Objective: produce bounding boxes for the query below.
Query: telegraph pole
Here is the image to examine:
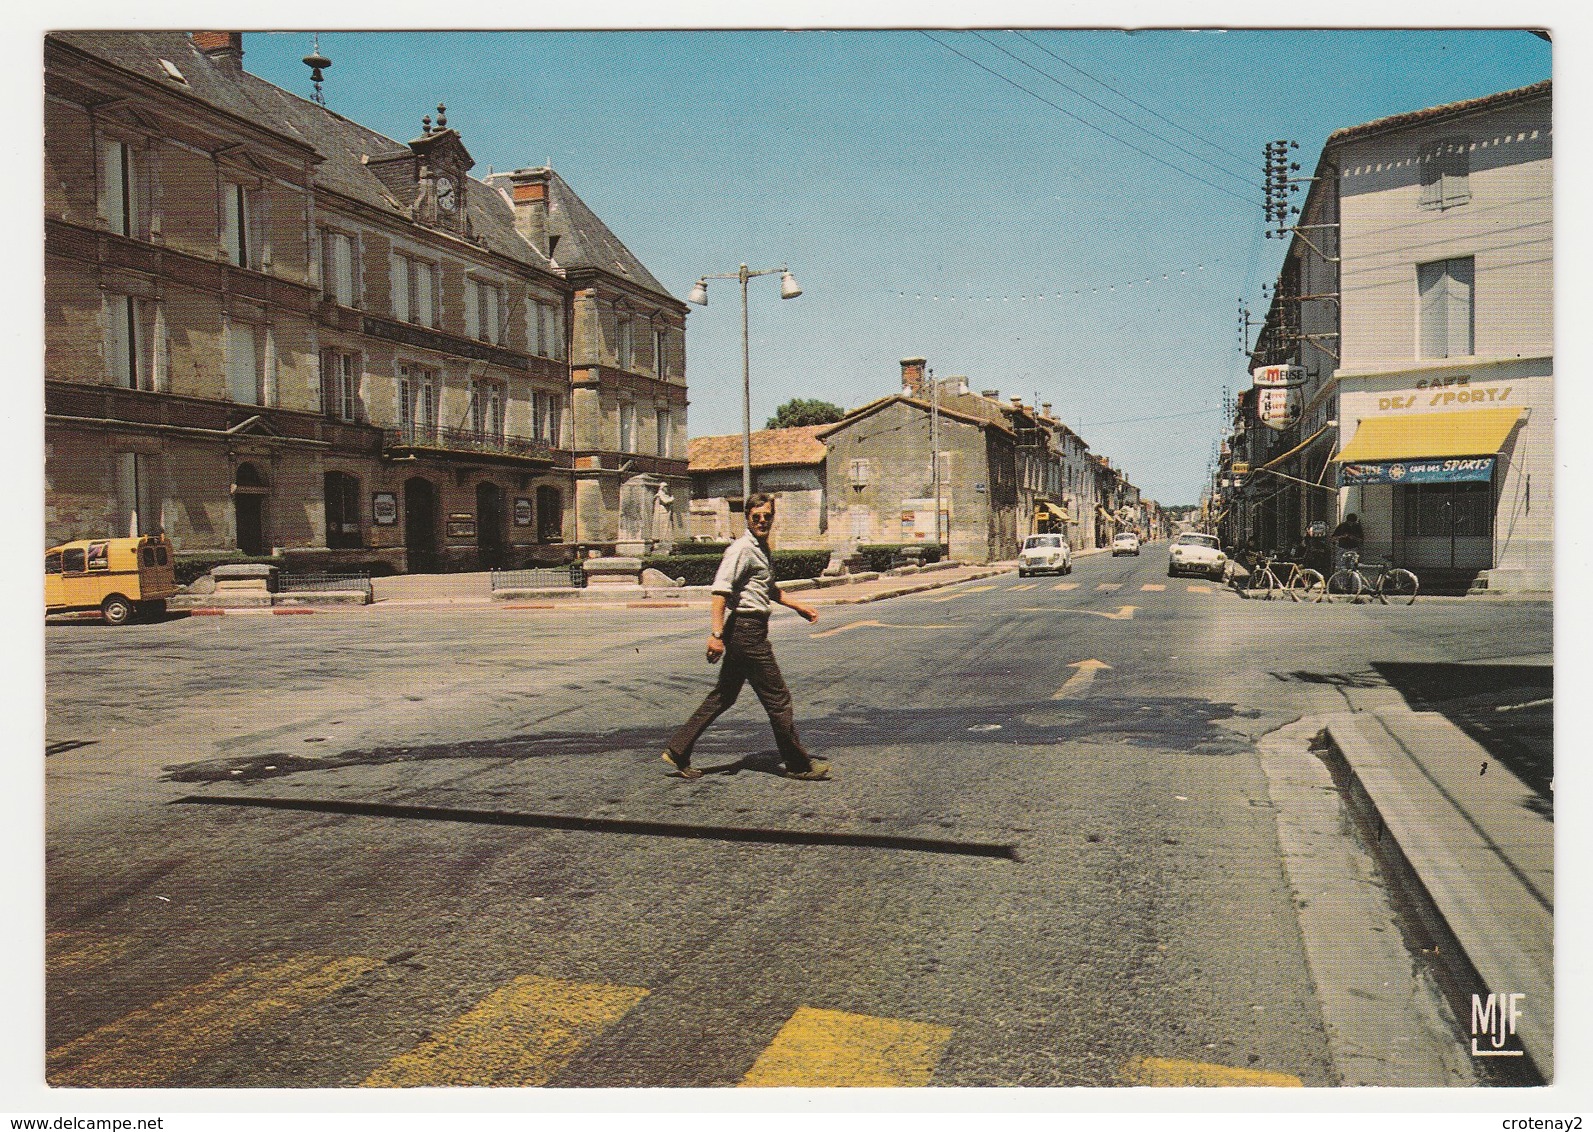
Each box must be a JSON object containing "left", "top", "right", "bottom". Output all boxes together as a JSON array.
[{"left": 929, "top": 366, "right": 942, "bottom": 553}]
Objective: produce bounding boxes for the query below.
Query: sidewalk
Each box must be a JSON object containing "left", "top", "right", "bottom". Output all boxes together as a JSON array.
[
  {"left": 1320, "top": 677, "right": 1553, "bottom": 1081},
  {"left": 364, "top": 558, "right": 1024, "bottom": 609}
]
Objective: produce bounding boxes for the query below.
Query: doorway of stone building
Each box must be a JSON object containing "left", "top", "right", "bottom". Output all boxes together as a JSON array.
[
  {"left": 233, "top": 463, "right": 268, "bottom": 556},
  {"left": 404, "top": 476, "right": 439, "bottom": 573},
  {"left": 476, "top": 481, "right": 506, "bottom": 569}
]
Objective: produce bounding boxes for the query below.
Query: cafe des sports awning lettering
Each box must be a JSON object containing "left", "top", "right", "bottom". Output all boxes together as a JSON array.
[{"left": 1340, "top": 457, "right": 1494, "bottom": 485}]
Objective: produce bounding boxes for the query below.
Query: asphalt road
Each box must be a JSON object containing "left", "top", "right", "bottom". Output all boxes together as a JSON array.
[{"left": 43, "top": 545, "right": 1552, "bottom": 1089}]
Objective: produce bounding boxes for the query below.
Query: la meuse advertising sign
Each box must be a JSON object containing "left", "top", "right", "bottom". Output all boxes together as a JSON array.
[{"left": 1340, "top": 456, "right": 1494, "bottom": 485}]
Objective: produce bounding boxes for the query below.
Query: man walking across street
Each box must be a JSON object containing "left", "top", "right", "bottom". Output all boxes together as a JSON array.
[{"left": 661, "top": 493, "right": 830, "bottom": 781}]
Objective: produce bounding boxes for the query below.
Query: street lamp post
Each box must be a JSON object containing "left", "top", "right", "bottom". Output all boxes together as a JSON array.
[{"left": 687, "top": 264, "right": 802, "bottom": 505}]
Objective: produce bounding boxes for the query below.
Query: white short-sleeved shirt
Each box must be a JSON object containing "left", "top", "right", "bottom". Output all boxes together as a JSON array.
[{"left": 711, "top": 531, "right": 779, "bottom": 615}]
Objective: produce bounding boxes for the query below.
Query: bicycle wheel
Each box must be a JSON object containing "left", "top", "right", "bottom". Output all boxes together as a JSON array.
[
  {"left": 1289, "top": 568, "right": 1325, "bottom": 602},
  {"left": 1378, "top": 568, "right": 1419, "bottom": 605},
  {"left": 1325, "top": 569, "right": 1363, "bottom": 602},
  {"left": 1246, "top": 568, "right": 1278, "bottom": 600}
]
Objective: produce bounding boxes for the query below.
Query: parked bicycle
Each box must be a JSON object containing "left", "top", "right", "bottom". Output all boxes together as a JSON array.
[
  {"left": 1322, "top": 550, "right": 1419, "bottom": 604},
  {"left": 1242, "top": 553, "right": 1325, "bottom": 602}
]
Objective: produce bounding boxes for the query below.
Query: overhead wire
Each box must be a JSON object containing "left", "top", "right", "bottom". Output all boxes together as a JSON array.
[
  {"left": 920, "top": 30, "right": 1263, "bottom": 211},
  {"left": 972, "top": 30, "right": 1256, "bottom": 188},
  {"left": 1010, "top": 30, "right": 1252, "bottom": 164}
]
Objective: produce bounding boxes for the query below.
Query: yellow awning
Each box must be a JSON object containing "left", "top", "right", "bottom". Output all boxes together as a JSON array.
[
  {"left": 1035, "top": 501, "right": 1068, "bottom": 521},
  {"left": 1333, "top": 407, "right": 1523, "bottom": 463}
]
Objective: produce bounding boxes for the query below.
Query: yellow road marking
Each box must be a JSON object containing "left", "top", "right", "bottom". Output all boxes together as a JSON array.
[
  {"left": 1186, "top": 584, "right": 1213, "bottom": 593},
  {"left": 1009, "top": 583, "right": 1038, "bottom": 591},
  {"left": 1095, "top": 583, "right": 1121, "bottom": 592},
  {"left": 740, "top": 1007, "right": 953, "bottom": 1087},
  {"left": 1140, "top": 583, "right": 1166, "bottom": 592},
  {"left": 364, "top": 974, "right": 648, "bottom": 1088},
  {"left": 1121, "top": 1056, "right": 1303, "bottom": 1087},
  {"left": 1052, "top": 659, "right": 1112, "bottom": 698},
  {"left": 47, "top": 954, "right": 379, "bottom": 1087},
  {"left": 47, "top": 931, "right": 134, "bottom": 972},
  {"left": 1019, "top": 605, "right": 1138, "bottom": 621},
  {"left": 928, "top": 585, "right": 998, "bottom": 603},
  {"left": 810, "top": 620, "right": 954, "bottom": 639},
  {"left": 810, "top": 619, "right": 885, "bottom": 638},
  {"left": 1051, "top": 582, "right": 1080, "bottom": 591}
]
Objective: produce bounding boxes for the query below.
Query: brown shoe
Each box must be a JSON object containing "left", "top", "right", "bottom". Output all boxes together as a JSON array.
[{"left": 661, "top": 750, "right": 702, "bottom": 779}]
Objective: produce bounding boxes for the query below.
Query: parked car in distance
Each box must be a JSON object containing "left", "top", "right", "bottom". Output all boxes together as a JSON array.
[
  {"left": 1111, "top": 532, "right": 1140, "bottom": 556},
  {"left": 1018, "top": 533, "right": 1072, "bottom": 577},
  {"left": 1167, "top": 532, "right": 1227, "bottom": 580}
]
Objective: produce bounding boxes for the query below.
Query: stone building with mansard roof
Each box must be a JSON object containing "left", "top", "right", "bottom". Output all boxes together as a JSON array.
[{"left": 44, "top": 31, "right": 688, "bottom": 572}]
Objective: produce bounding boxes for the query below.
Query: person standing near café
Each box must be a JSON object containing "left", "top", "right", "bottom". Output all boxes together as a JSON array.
[
  {"left": 661, "top": 493, "right": 830, "bottom": 781},
  {"left": 1331, "top": 512, "right": 1365, "bottom": 571}
]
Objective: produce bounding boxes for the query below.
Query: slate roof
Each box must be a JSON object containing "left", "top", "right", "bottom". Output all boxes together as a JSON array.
[
  {"left": 51, "top": 31, "right": 672, "bottom": 300},
  {"left": 1328, "top": 80, "right": 1550, "bottom": 144},
  {"left": 486, "top": 169, "right": 672, "bottom": 299},
  {"left": 687, "top": 426, "right": 829, "bottom": 472}
]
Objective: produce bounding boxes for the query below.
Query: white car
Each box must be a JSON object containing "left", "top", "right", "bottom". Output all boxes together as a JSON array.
[
  {"left": 1111, "top": 532, "right": 1140, "bottom": 556},
  {"left": 1168, "top": 532, "right": 1227, "bottom": 579},
  {"left": 1018, "top": 533, "right": 1072, "bottom": 577}
]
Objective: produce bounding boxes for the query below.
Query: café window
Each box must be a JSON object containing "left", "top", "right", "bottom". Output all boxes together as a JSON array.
[{"left": 1402, "top": 481, "right": 1492, "bottom": 538}]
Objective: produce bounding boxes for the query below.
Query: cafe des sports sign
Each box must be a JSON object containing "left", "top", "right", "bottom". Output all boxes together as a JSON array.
[{"left": 1340, "top": 456, "right": 1494, "bottom": 485}]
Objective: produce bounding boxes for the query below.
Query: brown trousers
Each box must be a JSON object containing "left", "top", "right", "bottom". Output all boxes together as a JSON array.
[{"left": 666, "top": 613, "right": 816, "bottom": 772}]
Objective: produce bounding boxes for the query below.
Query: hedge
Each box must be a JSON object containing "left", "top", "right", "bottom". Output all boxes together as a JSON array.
[
  {"left": 854, "top": 543, "right": 944, "bottom": 572},
  {"left": 672, "top": 541, "right": 731, "bottom": 556},
  {"left": 642, "top": 549, "right": 833, "bottom": 588}
]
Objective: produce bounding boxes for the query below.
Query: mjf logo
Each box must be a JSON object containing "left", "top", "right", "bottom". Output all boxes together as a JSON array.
[{"left": 1471, "top": 992, "right": 1526, "bottom": 1057}]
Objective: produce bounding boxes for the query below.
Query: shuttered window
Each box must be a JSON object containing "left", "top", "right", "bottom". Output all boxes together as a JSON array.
[
  {"left": 1418, "top": 257, "right": 1475, "bottom": 359},
  {"left": 1419, "top": 138, "right": 1471, "bottom": 211}
]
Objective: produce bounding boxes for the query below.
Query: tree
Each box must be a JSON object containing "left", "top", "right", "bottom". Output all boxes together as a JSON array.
[{"left": 766, "top": 398, "right": 845, "bottom": 429}]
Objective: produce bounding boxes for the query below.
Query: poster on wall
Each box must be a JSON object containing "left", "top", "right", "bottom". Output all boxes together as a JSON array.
[
  {"left": 371, "top": 492, "right": 398, "bottom": 526},
  {"left": 514, "top": 497, "right": 534, "bottom": 527},
  {"left": 446, "top": 513, "right": 477, "bottom": 540}
]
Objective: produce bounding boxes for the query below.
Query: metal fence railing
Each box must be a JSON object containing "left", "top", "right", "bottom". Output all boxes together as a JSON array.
[
  {"left": 490, "top": 564, "right": 586, "bottom": 591},
  {"left": 278, "top": 571, "right": 374, "bottom": 597}
]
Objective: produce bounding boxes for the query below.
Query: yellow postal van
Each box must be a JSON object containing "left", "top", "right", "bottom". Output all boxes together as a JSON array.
[{"left": 45, "top": 535, "right": 178, "bottom": 624}]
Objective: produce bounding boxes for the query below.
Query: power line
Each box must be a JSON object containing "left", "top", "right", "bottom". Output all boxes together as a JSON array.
[
  {"left": 1011, "top": 30, "right": 1252, "bottom": 164},
  {"left": 920, "top": 31, "right": 1262, "bottom": 210},
  {"left": 1079, "top": 406, "right": 1223, "bottom": 428},
  {"left": 973, "top": 30, "right": 1256, "bottom": 188}
]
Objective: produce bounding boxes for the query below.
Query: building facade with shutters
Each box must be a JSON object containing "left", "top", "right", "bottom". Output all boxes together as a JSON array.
[
  {"left": 44, "top": 31, "right": 688, "bottom": 573},
  {"left": 1218, "top": 81, "right": 1551, "bottom": 592}
]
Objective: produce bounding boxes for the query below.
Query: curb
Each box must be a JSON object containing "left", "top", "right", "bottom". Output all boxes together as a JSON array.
[{"left": 1319, "top": 712, "right": 1552, "bottom": 1082}]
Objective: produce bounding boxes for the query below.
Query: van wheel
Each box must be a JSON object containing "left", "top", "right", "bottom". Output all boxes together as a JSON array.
[{"left": 101, "top": 595, "right": 132, "bottom": 626}]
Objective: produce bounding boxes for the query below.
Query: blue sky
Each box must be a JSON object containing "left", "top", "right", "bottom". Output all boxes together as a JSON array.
[{"left": 239, "top": 27, "right": 1551, "bottom": 504}]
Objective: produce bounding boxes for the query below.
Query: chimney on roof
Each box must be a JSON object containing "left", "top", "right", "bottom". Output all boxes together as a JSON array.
[
  {"left": 506, "top": 167, "right": 554, "bottom": 260},
  {"left": 1041, "top": 402, "right": 1053, "bottom": 418},
  {"left": 900, "top": 357, "right": 927, "bottom": 397},
  {"left": 193, "top": 32, "right": 244, "bottom": 69},
  {"left": 981, "top": 389, "right": 1000, "bottom": 399}
]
